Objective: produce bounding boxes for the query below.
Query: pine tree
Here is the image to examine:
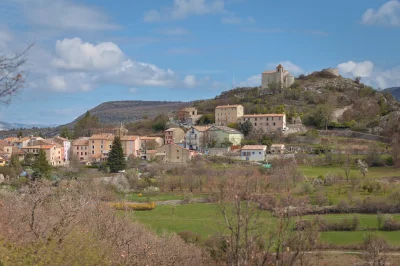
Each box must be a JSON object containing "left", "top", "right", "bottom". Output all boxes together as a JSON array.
[
  {"left": 9, "top": 155, "right": 23, "bottom": 175},
  {"left": 32, "top": 149, "right": 52, "bottom": 179},
  {"left": 107, "top": 136, "right": 126, "bottom": 173},
  {"left": 17, "top": 129, "right": 23, "bottom": 138},
  {"left": 60, "top": 126, "right": 72, "bottom": 139}
]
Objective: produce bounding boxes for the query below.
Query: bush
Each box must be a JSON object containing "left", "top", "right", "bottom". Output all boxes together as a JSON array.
[
  {"left": 381, "top": 215, "right": 400, "bottom": 231},
  {"left": 311, "top": 216, "right": 359, "bottom": 231},
  {"left": 177, "top": 231, "right": 202, "bottom": 244},
  {"left": 109, "top": 202, "right": 156, "bottom": 211}
]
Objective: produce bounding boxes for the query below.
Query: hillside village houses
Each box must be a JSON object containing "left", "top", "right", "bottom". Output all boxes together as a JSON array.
[
  {"left": 164, "top": 127, "right": 185, "bottom": 145},
  {"left": 240, "top": 145, "right": 268, "bottom": 162},
  {"left": 239, "top": 113, "right": 287, "bottom": 133},
  {"left": 177, "top": 107, "right": 202, "bottom": 126},
  {"left": 262, "top": 64, "right": 295, "bottom": 90},
  {"left": 215, "top": 104, "right": 244, "bottom": 126},
  {"left": 184, "top": 125, "right": 211, "bottom": 152}
]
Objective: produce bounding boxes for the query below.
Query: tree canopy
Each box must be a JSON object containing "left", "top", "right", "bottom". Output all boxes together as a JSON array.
[
  {"left": 73, "top": 111, "right": 100, "bottom": 138},
  {"left": 32, "top": 149, "right": 52, "bottom": 179}
]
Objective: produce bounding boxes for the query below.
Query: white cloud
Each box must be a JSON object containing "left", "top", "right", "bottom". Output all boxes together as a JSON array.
[
  {"left": 184, "top": 75, "right": 197, "bottom": 88},
  {"left": 52, "top": 37, "right": 124, "bottom": 70},
  {"left": 154, "top": 27, "right": 190, "bottom": 36},
  {"left": 18, "top": 0, "right": 119, "bottom": 30},
  {"left": 362, "top": 0, "right": 400, "bottom": 27},
  {"left": 237, "top": 74, "right": 261, "bottom": 87},
  {"left": 267, "top": 61, "right": 304, "bottom": 76},
  {"left": 337, "top": 61, "right": 374, "bottom": 78},
  {"left": 144, "top": 0, "right": 225, "bottom": 22},
  {"left": 18, "top": 37, "right": 204, "bottom": 92},
  {"left": 337, "top": 60, "right": 400, "bottom": 89}
]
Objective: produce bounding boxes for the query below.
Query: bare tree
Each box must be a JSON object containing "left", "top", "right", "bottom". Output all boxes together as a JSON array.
[
  {"left": 0, "top": 44, "right": 32, "bottom": 104},
  {"left": 362, "top": 235, "right": 389, "bottom": 266},
  {"left": 341, "top": 148, "right": 352, "bottom": 182}
]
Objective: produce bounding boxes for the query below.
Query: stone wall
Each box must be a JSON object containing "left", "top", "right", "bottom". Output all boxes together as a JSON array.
[{"left": 318, "top": 130, "right": 390, "bottom": 143}]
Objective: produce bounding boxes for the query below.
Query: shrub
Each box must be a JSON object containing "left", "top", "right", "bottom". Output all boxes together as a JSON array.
[
  {"left": 143, "top": 186, "right": 160, "bottom": 196},
  {"left": 316, "top": 216, "right": 359, "bottom": 231},
  {"left": 381, "top": 215, "right": 400, "bottom": 231},
  {"left": 177, "top": 231, "right": 202, "bottom": 244},
  {"left": 109, "top": 202, "right": 156, "bottom": 211}
]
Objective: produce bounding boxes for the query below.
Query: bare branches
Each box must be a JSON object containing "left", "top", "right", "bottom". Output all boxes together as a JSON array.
[{"left": 0, "top": 44, "right": 33, "bottom": 104}]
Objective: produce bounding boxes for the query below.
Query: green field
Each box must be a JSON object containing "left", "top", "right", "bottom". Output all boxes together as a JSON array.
[
  {"left": 131, "top": 203, "right": 400, "bottom": 245},
  {"left": 299, "top": 165, "right": 400, "bottom": 179}
]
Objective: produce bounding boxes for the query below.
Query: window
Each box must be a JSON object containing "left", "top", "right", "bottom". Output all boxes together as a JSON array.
[
  {"left": 109, "top": 145, "right": 112, "bottom": 148},
  {"left": 177, "top": 157, "right": 179, "bottom": 159},
  {"left": 92, "top": 146, "right": 95, "bottom": 149},
  {"left": 252, "top": 152, "right": 255, "bottom": 155},
  {"left": 255, "top": 118, "right": 257, "bottom": 121},
  {"left": 101, "top": 145, "right": 104, "bottom": 149},
  {"left": 273, "top": 122, "right": 276, "bottom": 126},
  {"left": 267, "top": 123, "right": 269, "bottom": 126},
  {"left": 272, "top": 117, "right": 274, "bottom": 121},
  {"left": 85, "top": 152, "right": 87, "bottom": 155},
  {"left": 177, "top": 150, "right": 179, "bottom": 152},
  {"left": 77, "top": 146, "right": 79, "bottom": 150},
  {"left": 254, "top": 123, "right": 257, "bottom": 126},
  {"left": 92, "top": 151, "right": 94, "bottom": 154},
  {"left": 77, "top": 152, "right": 79, "bottom": 155},
  {"left": 267, "top": 117, "right": 269, "bottom": 121},
  {"left": 92, "top": 140, "right": 94, "bottom": 144},
  {"left": 259, "top": 152, "right": 261, "bottom": 154}
]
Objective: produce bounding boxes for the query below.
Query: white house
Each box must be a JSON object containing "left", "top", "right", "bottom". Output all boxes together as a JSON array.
[
  {"left": 240, "top": 145, "right": 267, "bottom": 162},
  {"left": 270, "top": 144, "right": 285, "bottom": 154},
  {"left": 262, "top": 64, "right": 294, "bottom": 90},
  {"left": 184, "top": 126, "right": 210, "bottom": 152}
]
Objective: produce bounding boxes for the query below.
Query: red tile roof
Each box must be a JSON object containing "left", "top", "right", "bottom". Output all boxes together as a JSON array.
[
  {"left": 89, "top": 133, "right": 114, "bottom": 140},
  {"left": 121, "top": 136, "right": 138, "bottom": 141},
  {"left": 73, "top": 139, "right": 89, "bottom": 146},
  {"left": 242, "top": 113, "right": 285, "bottom": 118}
]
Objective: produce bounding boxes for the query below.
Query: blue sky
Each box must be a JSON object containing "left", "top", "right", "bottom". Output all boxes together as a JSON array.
[{"left": 0, "top": 0, "right": 400, "bottom": 125}]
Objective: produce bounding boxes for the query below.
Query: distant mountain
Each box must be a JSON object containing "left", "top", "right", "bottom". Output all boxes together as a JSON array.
[
  {"left": 383, "top": 87, "right": 400, "bottom": 101},
  {"left": 0, "top": 121, "right": 57, "bottom": 131},
  {"left": 70, "top": 100, "right": 189, "bottom": 125}
]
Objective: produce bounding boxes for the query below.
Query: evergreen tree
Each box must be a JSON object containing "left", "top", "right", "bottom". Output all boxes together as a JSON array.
[
  {"left": 32, "top": 149, "right": 52, "bottom": 179},
  {"left": 9, "top": 155, "right": 23, "bottom": 175},
  {"left": 240, "top": 120, "right": 254, "bottom": 137},
  {"left": 17, "top": 129, "right": 23, "bottom": 138},
  {"left": 107, "top": 136, "right": 126, "bottom": 173},
  {"left": 60, "top": 126, "right": 72, "bottom": 139},
  {"left": 73, "top": 111, "right": 100, "bottom": 138}
]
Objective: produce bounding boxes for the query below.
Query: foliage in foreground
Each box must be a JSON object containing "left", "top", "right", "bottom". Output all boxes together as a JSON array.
[{"left": 109, "top": 201, "right": 156, "bottom": 211}]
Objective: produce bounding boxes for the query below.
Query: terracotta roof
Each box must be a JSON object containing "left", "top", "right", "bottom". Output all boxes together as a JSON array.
[
  {"left": 22, "top": 146, "right": 41, "bottom": 149},
  {"left": 241, "top": 145, "right": 267, "bottom": 150},
  {"left": 4, "top": 137, "right": 18, "bottom": 143},
  {"left": 12, "top": 147, "right": 25, "bottom": 155},
  {"left": 192, "top": 126, "right": 210, "bottom": 132},
  {"left": 140, "top": 136, "right": 161, "bottom": 140},
  {"left": 0, "top": 140, "right": 10, "bottom": 148},
  {"left": 73, "top": 139, "right": 89, "bottom": 146},
  {"left": 242, "top": 113, "right": 285, "bottom": 118},
  {"left": 41, "top": 145, "right": 57, "bottom": 150},
  {"left": 215, "top": 104, "right": 242, "bottom": 109},
  {"left": 121, "top": 136, "right": 138, "bottom": 141},
  {"left": 14, "top": 137, "right": 30, "bottom": 142},
  {"left": 89, "top": 133, "right": 114, "bottom": 140}
]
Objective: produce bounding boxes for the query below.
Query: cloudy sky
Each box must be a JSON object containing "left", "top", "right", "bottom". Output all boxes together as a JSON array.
[{"left": 1, "top": 0, "right": 400, "bottom": 125}]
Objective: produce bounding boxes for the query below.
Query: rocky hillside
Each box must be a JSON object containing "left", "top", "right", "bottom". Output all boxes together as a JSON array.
[
  {"left": 193, "top": 70, "right": 400, "bottom": 135},
  {"left": 71, "top": 101, "right": 188, "bottom": 125},
  {"left": 383, "top": 87, "right": 400, "bottom": 101}
]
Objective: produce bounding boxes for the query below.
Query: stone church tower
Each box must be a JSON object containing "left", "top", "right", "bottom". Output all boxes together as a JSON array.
[{"left": 261, "top": 64, "right": 295, "bottom": 90}]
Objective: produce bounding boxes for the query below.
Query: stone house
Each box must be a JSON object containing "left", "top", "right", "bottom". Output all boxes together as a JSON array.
[
  {"left": 89, "top": 133, "right": 114, "bottom": 162},
  {"left": 22, "top": 144, "right": 63, "bottom": 166},
  {"left": 72, "top": 138, "right": 90, "bottom": 162},
  {"left": 215, "top": 104, "right": 244, "bottom": 126},
  {"left": 239, "top": 113, "right": 286, "bottom": 133},
  {"left": 165, "top": 127, "right": 186, "bottom": 145},
  {"left": 156, "top": 143, "right": 194, "bottom": 163},
  {"left": 140, "top": 136, "right": 164, "bottom": 149},
  {"left": 270, "top": 144, "right": 285, "bottom": 154},
  {"left": 120, "top": 135, "right": 141, "bottom": 157}
]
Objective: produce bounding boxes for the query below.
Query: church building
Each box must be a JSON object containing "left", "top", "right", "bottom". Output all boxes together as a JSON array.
[{"left": 261, "top": 64, "right": 295, "bottom": 90}]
